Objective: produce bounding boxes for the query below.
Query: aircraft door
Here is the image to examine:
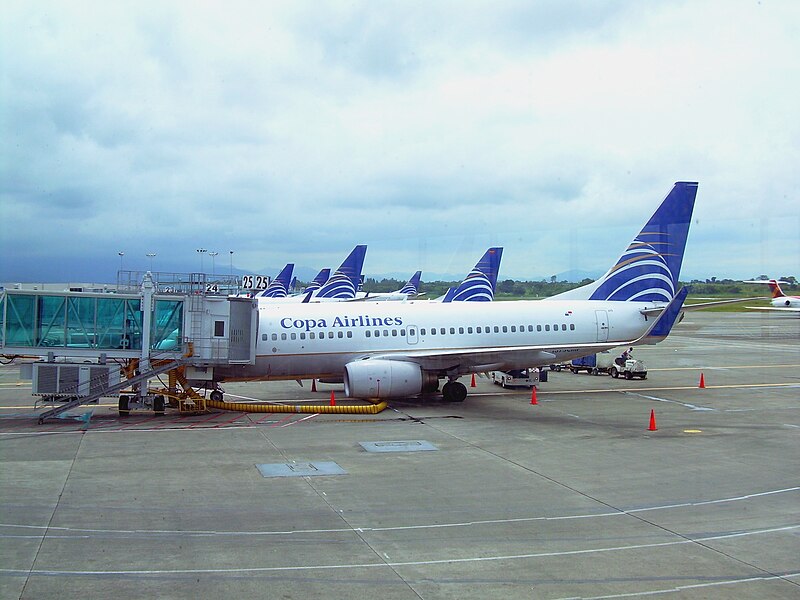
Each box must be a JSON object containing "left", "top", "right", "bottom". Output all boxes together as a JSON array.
[
  {"left": 595, "top": 310, "right": 609, "bottom": 342},
  {"left": 406, "top": 324, "right": 418, "bottom": 345}
]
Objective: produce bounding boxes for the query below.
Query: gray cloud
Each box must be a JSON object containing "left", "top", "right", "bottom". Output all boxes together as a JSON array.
[{"left": 1, "top": 0, "right": 799, "bottom": 284}]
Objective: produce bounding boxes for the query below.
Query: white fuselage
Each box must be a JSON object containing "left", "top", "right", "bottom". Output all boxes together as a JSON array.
[{"left": 214, "top": 298, "right": 657, "bottom": 382}]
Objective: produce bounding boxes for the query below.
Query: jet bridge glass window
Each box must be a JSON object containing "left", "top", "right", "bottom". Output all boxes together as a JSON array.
[{"left": 214, "top": 321, "right": 225, "bottom": 337}]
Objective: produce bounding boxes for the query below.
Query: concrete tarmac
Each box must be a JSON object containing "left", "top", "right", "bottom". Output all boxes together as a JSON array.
[{"left": 1, "top": 312, "right": 798, "bottom": 599}]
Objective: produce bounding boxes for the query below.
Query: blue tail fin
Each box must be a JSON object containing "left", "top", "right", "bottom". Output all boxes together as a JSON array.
[
  {"left": 643, "top": 286, "right": 689, "bottom": 343},
  {"left": 398, "top": 271, "right": 422, "bottom": 296},
  {"left": 258, "top": 263, "right": 294, "bottom": 298},
  {"left": 315, "top": 245, "right": 367, "bottom": 299},
  {"left": 305, "top": 268, "right": 331, "bottom": 292},
  {"left": 550, "top": 182, "right": 697, "bottom": 303},
  {"left": 445, "top": 247, "right": 503, "bottom": 302}
]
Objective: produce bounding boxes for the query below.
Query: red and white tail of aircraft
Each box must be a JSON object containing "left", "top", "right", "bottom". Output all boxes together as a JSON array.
[{"left": 744, "top": 279, "right": 800, "bottom": 312}]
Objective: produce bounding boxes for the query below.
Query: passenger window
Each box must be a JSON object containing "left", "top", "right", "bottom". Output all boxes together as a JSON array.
[
  {"left": 383, "top": 330, "right": 389, "bottom": 337},
  {"left": 562, "top": 324, "right": 567, "bottom": 331},
  {"left": 392, "top": 330, "right": 398, "bottom": 336},
  {"left": 476, "top": 326, "right": 482, "bottom": 334},
  {"left": 511, "top": 326, "right": 516, "bottom": 332},
  {"left": 443, "top": 328, "right": 448, "bottom": 335},
  {"left": 421, "top": 328, "right": 426, "bottom": 335},
  {"left": 569, "top": 324, "right": 575, "bottom": 330},
  {"left": 553, "top": 324, "right": 558, "bottom": 331},
  {"left": 374, "top": 330, "right": 380, "bottom": 337},
  {"left": 467, "top": 327, "right": 473, "bottom": 334},
  {"left": 458, "top": 327, "right": 464, "bottom": 334},
  {"left": 545, "top": 325, "right": 550, "bottom": 331},
  {"left": 337, "top": 331, "right": 343, "bottom": 338},
  {"left": 310, "top": 332, "right": 316, "bottom": 339},
  {"left": 537, "top": 325, "right": 542, "bottom": 332},
  {"left": 347, "top": 331, "right": 353, "bottom": 338},
  {"left": 328, "top": 332, "right": 334, "bottom": 339},
  {"left": 494, "top": 326, "right": 499, "bottom": 333},
  {"left": 281, "top": 333, "right": 287, "bottom": 340},
  {"left": 408, "top": 328, "right": 415, "bottom": 336},
  {"left": 291, "top": 333, "right": 296, "bottom": 340},
  {"left": 431, "top": 328, "right": 436, "bottom": 335},
  {"left": 502, "top": 326, "right": 508, "bottom": 333},
  {"left": 262, "top": 334, "right": 268, "bottom": 341},
  {"left": 528, "top": 325, "right": 534, "bottom": 332},
  {"left": 300, "top": 333, "right": 306, "bottom": 340},
  {"left": 366, "top": 330, "right": 371, "bottom": 337},
  {"left": 271, "top": 333, "right": 277, "bottom": 341}
]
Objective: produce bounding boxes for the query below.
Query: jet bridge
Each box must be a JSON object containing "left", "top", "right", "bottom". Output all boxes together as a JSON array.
[{"left": 0, "top": 272, "right": 257, "bottom": 422}]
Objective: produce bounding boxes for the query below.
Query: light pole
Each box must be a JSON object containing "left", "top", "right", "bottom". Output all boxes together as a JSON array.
[
  {"left": 209, "top": 251, "right": 219, "bottom": 275},
  {"left": 196, "top": 248, "right": 207, "bottom": 272},
  {"left": 118, "top": 251, "right": 124, "bottom": 272},
  {"left": 229, "top": 251, "right": 234, "bottom": 279},
  {"left": 146, "top": 253, "right": 156, "bottom": 271}
]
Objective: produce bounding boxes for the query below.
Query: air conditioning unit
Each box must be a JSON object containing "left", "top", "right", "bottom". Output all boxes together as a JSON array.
[{"left": 32, "top": 363, "right": 121, "bottom": 397}]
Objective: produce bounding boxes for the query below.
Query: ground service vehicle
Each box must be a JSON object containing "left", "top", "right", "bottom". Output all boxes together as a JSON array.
[{"left": 491, "top": 369, "right": 538, "bottom": 388}]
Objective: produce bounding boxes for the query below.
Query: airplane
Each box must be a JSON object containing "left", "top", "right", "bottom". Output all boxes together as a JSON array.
[
  {"left": 744, "top": 279, "right": 800, "bottom": 312},
  {"left": 257, "top": 263, "right": 294, "bottom": 298},
  {"left": 209, "top": 182, "right": 699, "bottom": 402},
  {"left": 437, "top": 247, "right": 503, "bottom": 302},
  {"left": 353, "top": 271, "right": 424, "bottom": 302}
]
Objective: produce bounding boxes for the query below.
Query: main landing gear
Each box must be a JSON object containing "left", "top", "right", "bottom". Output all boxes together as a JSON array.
[{"left": 441, "top": 380, "right": 467, "bottom": 403}]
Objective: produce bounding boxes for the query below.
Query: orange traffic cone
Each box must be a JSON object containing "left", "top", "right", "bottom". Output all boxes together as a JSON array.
[
  {"left": 330, "top": 391, "right": 336, "bottom": 406},
  {"left": 699, "top": 373, "right": 706, "bottom": 388},
  {"left": 470, "top": 373, "right": 476, "bottom": 388},
  {"left": 648, "top": 409, "right": 657, "bottom": 431},
  {"left": 311, "top": 379, "right": 317, "bottom": 392},
  {"left": 530, "top": 387, "right": 538, "bottom": 405}
]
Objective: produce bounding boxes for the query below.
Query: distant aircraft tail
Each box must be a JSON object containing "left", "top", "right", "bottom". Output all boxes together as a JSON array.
[
  {"left": 445, "top": 248, "right": 503, "bottom": 302},
  {"left": 398, "top": 271, "right": 422, "bottom": 296},
  {"left": 305, "top": 268, "right": 331, "bottom": 292},
  {"left": 768, "top": 279, "right": 786, "bottom": 299},
  {"left": 548, "top": 182, "right": 698, "bottom": 303},
  {"left": 258, "top": 263, "right": 294, "bottom": 298},
  {"left": 314, "top": 245, "right": 367, "bottom": 299}
]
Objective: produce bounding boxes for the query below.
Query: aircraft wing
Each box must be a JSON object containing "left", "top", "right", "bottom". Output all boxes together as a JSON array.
[
  {"left": 681, "top": 297, "right": 767, "bottom": 310},
  {"left": 745, "top": 306, "right": 800, "bottom": 313},
  {"left": 365, "top": 343, "right": 603, "bottom": 372}
]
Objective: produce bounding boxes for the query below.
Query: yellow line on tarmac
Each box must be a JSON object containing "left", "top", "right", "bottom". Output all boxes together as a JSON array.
[
  {"left": 649, "top": 364, "right": 800, "bottom": 372},
  {"left": 541, "top": 382, "right": 800, "bottom": 395}
]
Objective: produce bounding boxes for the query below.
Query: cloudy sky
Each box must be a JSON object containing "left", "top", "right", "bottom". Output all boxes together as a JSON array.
[{"left": 2, "top": 0, "right": 799, "bottom": 284}]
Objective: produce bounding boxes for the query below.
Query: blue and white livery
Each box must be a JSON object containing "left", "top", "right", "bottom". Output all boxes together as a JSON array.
[{"left": 214, "top": 182, "right": 698, "bottom": 403}]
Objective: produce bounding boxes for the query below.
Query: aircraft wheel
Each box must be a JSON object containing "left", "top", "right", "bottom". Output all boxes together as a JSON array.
[
  {"left": 210, "top": 390, "right": 224, "bottom": 402},
  {"left": 450, "top": 382, "right": 467, "bottom": 402}
]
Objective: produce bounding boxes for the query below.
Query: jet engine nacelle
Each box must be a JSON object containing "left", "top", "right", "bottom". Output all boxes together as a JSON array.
[{"left": 343, "top": 359, "right": 437, "bottom": 399}]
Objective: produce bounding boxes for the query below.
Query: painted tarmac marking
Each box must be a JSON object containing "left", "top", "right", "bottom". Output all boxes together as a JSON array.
[
  {"left": 3, "top": 487, "right": 796, "bottom": 538},
  {"left": 622, "top": 392, "right": 715, "bottom": 411},
  {"left": 0, "top": 525, "right": 796, "bottom": 576},
  {"left": 551, "top": 572, "right": 800, "bottom": 600}
]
